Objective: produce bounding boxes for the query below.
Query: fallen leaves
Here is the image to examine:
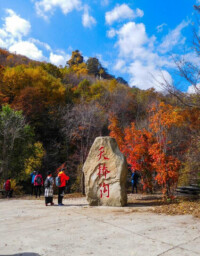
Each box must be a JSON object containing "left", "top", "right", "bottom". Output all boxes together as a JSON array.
[{"left": 151, "top": 199, "right": 200, "bottom": 218}]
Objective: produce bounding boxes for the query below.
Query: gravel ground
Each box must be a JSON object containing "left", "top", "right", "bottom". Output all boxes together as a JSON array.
[{"left": 0, "top": 195, "right": 200, "bottom": 256}]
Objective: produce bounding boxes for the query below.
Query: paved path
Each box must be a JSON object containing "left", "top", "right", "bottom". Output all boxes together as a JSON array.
[{"left": 0, "top": 197, "right": 199, "bottom": 256}]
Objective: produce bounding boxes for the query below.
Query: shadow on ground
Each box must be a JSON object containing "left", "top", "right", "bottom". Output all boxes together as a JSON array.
[
  {"left": 54, "top": 203, "right": 88, "bottom": 207},
  {"left": 127, "top": 194, "right": 165, "bottom": 208},
  {"left": 0, "top": 253, "right": 40, "bottom": 256}
]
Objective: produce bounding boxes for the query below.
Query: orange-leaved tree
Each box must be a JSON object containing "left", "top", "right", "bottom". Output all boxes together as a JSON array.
[
  {"left": 108, "top": 114, "right": 124, "bottom": 151},
  {"left": 109, "top": 102, "right": 184, "bottom": 197},
  {"left": 148, "top": 102, "right": 184, "bottom": 197},
  {"left": 122, "top": 123, "right": 154, "bottom": 192},
  {"left": 109, "top": 115, "right": 154, "bottom": 191}
]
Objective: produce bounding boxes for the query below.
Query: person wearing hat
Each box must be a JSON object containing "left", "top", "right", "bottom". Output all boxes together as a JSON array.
[{"left": 57, "top": 168, "right": 69, "bottom": 206}]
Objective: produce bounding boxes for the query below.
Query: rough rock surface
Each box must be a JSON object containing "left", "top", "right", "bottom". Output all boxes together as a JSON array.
[{"left": 83, "top": 136, "right": 128, "bottom": 206}]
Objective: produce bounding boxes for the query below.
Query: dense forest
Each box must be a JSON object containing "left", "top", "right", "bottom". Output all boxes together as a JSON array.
[{"left": 0, "top": 46, "right": 199, "bottom": 197}]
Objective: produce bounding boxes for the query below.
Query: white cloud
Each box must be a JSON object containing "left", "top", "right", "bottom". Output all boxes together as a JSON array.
[
  {"left": 187, "top": 83, "right": 200, "bottom": 94},
  {"left": 156, "top": 23, "right": 167, "bottom": 33},
  {"left": 4, "top": 9, "right": 31, "bottom": 38},
  {"left": 135, "top": 8, "right": 144, "bottom": 18},
  {"left": 29, "top": 38, "right": 52, "bottom": 51},
  {"left": 180, "top": 52, "right": 200, "bottom": 67},
  {"left": 105, "top": 4, "right": 143, "bottom": 25},
  {"left": 82, "top": 5, "right": 96, "bottom": 28},
  {"left": 108, "top": 19, "right": 179, "bottom": 90},
  {"left": 35, "top": 0, "right": 82, "bottom": 20},
  {"left": 107, "top": 18, "right": 193, "bottom": 90},
  {"left": 0, "top": 28, "right": 9, "bottom": 48},
  {"left": 9, "top": 41, "right": 44, "bottom": 60},
  {"left": 116, "top": 22, "right": 148, "bottom": 57},
  {"left": 107, "top": 28, "right": 116, "bottom": 38},
  {"left": 96, "top": 54, "right": 109, "bottom": 68},
  {"left": 158, "top": 20, "right": 189, "bottom": 53},
  {"left": 49, "top": 52, "right": 70, "bottom": 66},
  {"left": 0, "top": 9, "right": 73, "bottom": 65},
  {"left": 0, "top": 9, "right": 45, "bottom": 61},
  {"left": 113, "top": 59, "right": 126, "bottom": 72},
  {"left": 0, "top": 28, "right": 8, "bottom": 38},
  {"left": 35, "top": 0, "right": 96, "bottom": 29},
  {"left": 128, "top": 61, "right": 172, "bottom": 90}
]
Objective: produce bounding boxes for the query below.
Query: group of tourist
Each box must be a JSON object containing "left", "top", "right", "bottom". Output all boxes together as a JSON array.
[
  {"left": 2, "top": 168, "right": 139, "bottom": 205},
  {"left": 30, "top": 168, "right": 69, "bottom": 206}
]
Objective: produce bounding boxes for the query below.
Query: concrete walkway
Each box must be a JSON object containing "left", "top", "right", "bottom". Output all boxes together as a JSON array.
[{"left": 0, "top": 197, "right": 199, "bottom": 256}]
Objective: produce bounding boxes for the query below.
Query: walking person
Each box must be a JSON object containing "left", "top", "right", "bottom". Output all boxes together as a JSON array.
[
  {"left": 34, "top": 171, "right": 43, "bottom": 198},
  {"left": 56, "top": 168, "right": 69, "bottom": 206},
  {"left": 44, "top": 171, "right": 54, "bottom": 206},
  {"left": 30, "top": 171, "right": 36, "bottom": 195}
]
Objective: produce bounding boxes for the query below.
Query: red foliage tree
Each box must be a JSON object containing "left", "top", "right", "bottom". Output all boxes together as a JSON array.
[
  {"left": 109, "top": 115, "right": 154, "bottom": 192},
  {"left": 109, "top": 102, "right": 184, "bottom": 197},
  {"left": 148, "top": 102, "right": 183, "bottom": 197}
]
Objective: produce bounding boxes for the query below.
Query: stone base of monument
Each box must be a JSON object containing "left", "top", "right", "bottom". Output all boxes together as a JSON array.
[{"left": 83, "top": 136, "right": 128, "bottom": 207}]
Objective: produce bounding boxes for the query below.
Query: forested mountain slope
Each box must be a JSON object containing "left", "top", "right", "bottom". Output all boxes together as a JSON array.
[{"left": 0, "top": 49, "right": 199, "bottom": 196}]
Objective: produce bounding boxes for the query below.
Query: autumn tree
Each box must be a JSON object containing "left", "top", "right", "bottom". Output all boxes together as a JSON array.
[
  {"left": 104, "top": 82, "right": 137, "bottom": 127},
  {"left": 109, "top": 116, "right": 154, "bottom": 191},
  {"left": 41, "top": 62, "right": 62, "bottom": 78},
  {"left": 62, "top": 101, "right": 106, "bottom": 193},
  {"left": 108, "top": 115, "right": 124, "bottom": 150},
  {"left": 74, "top": 79, "right": 91, "bottom": 101},
  {"left": 178, "top": 107, "right": 200, "bottom": 185},
  {"left": 24, "top": 142, "right": 45, "bottom": 179},
  {"left": 0, "top": 105, "right": 34, "bottom": 179},
  {"left": 66, "top": 50, "right": 88, "bottom": 75},
  {"left": 86, "top": 57, "right": 102, "bottom": 77},
  {"left": 86, "top": 57, "right": 112, "bottom": 79},
  {"left": 71, "top": 62, "right": 88, "bottom": 76},
  {"left": 148, "top": 102, "right": 184, "bottom": 196},
  {"left": 0, "top": 65, "right": 66, "bottom": 104},
  {"left": 67, "top": 50, "right": 84, "bottom": 67},
  {"left": 12, "top": 87, "right": 45, "bottom": 123},
  {"left": 109, "top": 102, "right": 185, "bottom": 196}
]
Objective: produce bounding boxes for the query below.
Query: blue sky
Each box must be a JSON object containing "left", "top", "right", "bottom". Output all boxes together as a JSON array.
[{"left": 0, "top": 0, "right": 199, "bottom": 92}]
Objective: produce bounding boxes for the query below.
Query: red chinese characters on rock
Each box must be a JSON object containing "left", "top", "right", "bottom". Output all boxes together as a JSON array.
[
  {"left": 100, "top": 183, "right": 109, "bottom": 198},
  {"left": 97, "top": 163, "right": 110, "bottom": 179},
  {"left": 97, "top": 146, "right": 110, "bottom": 198},
  {"left": 98, "top": 146, "right": 109, "bottom": 161}
]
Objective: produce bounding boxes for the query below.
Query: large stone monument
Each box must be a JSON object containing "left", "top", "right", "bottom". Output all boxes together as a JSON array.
[{"left": 83, "top": 136, "right": 128, "bottom": 206}]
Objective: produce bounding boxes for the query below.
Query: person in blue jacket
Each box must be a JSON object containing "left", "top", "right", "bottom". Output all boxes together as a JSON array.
[
  {"left": 30, "top": 171, "right": 36, "bottom": 195},
  {"left": 131, "top": 170, "right": 139, "bottom": 194}
]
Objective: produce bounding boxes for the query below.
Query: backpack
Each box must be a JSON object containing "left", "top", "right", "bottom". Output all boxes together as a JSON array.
[
  {"left": 55, "top": 176, "right": 61, "bottom": 187},
  {"left": 44, "top": 177, "right": 50, "bottom": 188},
  {"left": 5, "top": 180, "right": 11, "bottom": 191},
  {"left": 35, "top": 175, "right": 42, "bottom": 185}
]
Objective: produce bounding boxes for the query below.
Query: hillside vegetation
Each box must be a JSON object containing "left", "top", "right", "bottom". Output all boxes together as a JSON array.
[{"left": 0, "top": 48, "right": 199, "bottom": 196}]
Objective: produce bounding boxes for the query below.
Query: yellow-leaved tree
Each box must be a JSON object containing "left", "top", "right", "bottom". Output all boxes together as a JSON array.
[{"left": 24, "top": 142, "right": 45, "bottom": 178}]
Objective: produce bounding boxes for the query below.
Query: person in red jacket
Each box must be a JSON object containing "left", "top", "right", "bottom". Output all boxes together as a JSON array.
[
  {"left": 58, "top": 168, "right": 69, "bottom": 206},
  {"left": 34, "top": 171, "right": 43, "bottom": 198},
  {"left": 4, "top": 177, "right": 13, "bottom": 198}
]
